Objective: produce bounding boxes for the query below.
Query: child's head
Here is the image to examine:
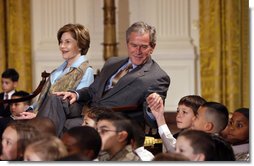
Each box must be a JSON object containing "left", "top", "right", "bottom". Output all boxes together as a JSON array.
[
  {"left": 81, "top": 106, "right": 113, "bottom": 128},
  {"left": 1, "top": 121, "right": 41, "bottom": 160},
  {"left": 176, "top": 95, "right": 206, "bottom": 129},
  {"left": 175, "top": 129, "right": 215, "bottom": 161},
  {"left": 27, "top": 117, "right": 56, "bottom": 136},
  {"left": 61, "top": 126, "right": 102, "bottom": 160},
  {"left": 225, "top": 107, "right": 249, "bottom": 145},
  {"left": 1, "top": 68, "right": 19, "bottom": 93},
  {"left": 10, "top": 91, "right": 30, "bottom": 117},
  {"left": 24, "top": 135, "right": 68, "bottom": 161},
  {"left": 192, "top": 102, "right": 229, "bottom": 134},
  {"left": 211, "top": 134, "right": 235, "bottom": 161},
  {"left": 96, "top": 112, "right": 133, "bottom": 155},
  {"left": 153, "top": 152, "right": 190, "bottom": 161}
]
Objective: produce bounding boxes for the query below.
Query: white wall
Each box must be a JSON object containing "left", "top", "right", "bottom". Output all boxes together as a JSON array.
[{"left": 31, "top": 0, "right": 200, "bottom": 112}]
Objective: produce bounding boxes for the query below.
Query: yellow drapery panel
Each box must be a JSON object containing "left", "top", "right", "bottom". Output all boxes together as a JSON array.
[
  {"left": 199, "top": 0, "right": 249, "bottom": 113},
  {"left": 0, "top": 0, "right": 7, "bottom": 71},
  {"left": 0, "top": 0, "right": 32, "bottom": 92}
]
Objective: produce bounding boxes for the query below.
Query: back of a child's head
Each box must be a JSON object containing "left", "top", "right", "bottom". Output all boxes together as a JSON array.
[
  {"left": 153, "top": 152, "right": 190, "bottom": 161},
  {"left": 27, "top": 117, "right": 56, "bottom": 136},
  {"left": 201, "top": 102, "right": 229, "bottom": 133},
  {"left": 64, "top": 126, "right": 102, "bottom": 160},
  {"left": 2, "top": 68, "right": 19, "bottom": 82},
  {"left": 25, "top": 135, "right": 68, "bottom": 161},
  {"left": 178, "top": 95, "right": 207, "bottom": 115},
  {"left": 12, "top": 90, "right": 31, "bottom": 105},
  {"left": 178, "top": 129, "right": 216, "bottom": 161},
  {"left": 84, "top": 106, "right": 114, "bottom": 121},
  {"left": 211, "top": 134, "right": 236, "bottom": 161}
]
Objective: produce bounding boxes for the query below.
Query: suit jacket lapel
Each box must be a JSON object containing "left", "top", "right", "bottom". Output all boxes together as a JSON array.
[
  {"left": 98, "top": 59, "right": 127, "bottom": 97},
  {"left": 101, "top": 58, "right": 153, "bottom": 99}
]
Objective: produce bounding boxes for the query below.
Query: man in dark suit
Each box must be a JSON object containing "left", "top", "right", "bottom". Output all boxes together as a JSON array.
[{"left": 22, "top": 21, "right": 170, "bottom": 136}]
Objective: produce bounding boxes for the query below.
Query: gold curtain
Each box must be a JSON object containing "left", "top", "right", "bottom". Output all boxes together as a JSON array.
[
  {"left": 0, "top": 0, "right": 32, "bottom": 92},
  {"left": 199, "top": 0, "right": 249, "bottom": 113}
]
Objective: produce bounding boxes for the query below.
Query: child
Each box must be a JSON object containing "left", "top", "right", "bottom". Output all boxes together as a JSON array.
[
  {"left": 24, "top": 135, "right": 68, "bottom": 161},
  {"left": 175, "top": 129, "right": 235, "bottom": 161},
  {"left": 81, "top": 106, "right": 113, "bottom": 128},
  {"left": 174, "top": 95, "right": 206, "bottom": 137},
  {"left": 191, "top": 101, "right": 229, "bottom": 134},
  {"left": 0, "top": 120, "right": 42, "bottom": 160},
  {"left": 0, "top": 68, "right": 19, "bottom": 118},
  {"left": 146, "top": 94, "right": 206, "bottom": 152},
  {"left": 0, "top": 90, "right": 31, "bottom": 137},
  {"left": 96, "top": 111, "right": 140, "bottom": 161},
  {"left": 221, "top": 107, "right": 249, "bottom": 161},
  {"left": 153, "top": 152, "right": 189, "bottom": 161},
  {"left": 61, "top": 126, "right": 101, "bottom": 160}
]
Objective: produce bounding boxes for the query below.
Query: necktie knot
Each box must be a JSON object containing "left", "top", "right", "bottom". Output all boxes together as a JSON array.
[{"left": 112, "top": 63, "right": 133, "bottom": 86}]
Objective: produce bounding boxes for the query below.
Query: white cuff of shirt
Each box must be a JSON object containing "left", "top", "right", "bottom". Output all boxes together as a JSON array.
[{"left": 158, "top": 124, "right": 172, "bottom": 136}]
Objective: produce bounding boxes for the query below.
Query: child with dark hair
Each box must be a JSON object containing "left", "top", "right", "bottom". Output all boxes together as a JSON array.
[
  {"left": 147, "top": 94, "right": 206, "bottom": 152},
  {"left": 221, "top": 107, "right": 249, "bottom": 161},
  {"left": 175, "top": 129, "right": 235, "bottom": 161},
  {"left": 0, "top": 90, "right": 31, "bottom": 137},
  {"left": 0, "top": 68, "right": 19, "bottom": 117},
  {"left": 174, "top": 95, "right": 206, "bottom": 137},
  {"left": 81, "top": 106, "right": 114, "bottom": 128},
  {"left": 211, "top": 134, "right": 235, "bottom": 161},
  {"left": 61, "top": 126, "right": 102, "bottom": 160},
  {"left": 175, "top": 129, "right": 216, "bottom": 161},
  {"left": 192, "top": 101, "right": 229, "bottom": 134},
  {"left": 96, "top": 112, "right": 140, "bottom": 161}
]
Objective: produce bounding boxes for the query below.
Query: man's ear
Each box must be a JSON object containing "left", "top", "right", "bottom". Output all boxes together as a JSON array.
[
  {"left": 194, "top": 153, "right": 206, "bottom": 161},
  {"left": 117, "top": 131, "right": 128, "bottom": 143}
]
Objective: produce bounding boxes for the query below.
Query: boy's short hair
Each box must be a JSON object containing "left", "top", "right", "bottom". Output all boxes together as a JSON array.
[
  {"left": 201, "top": 102, "right": 229, "bottom": 133},
  {"left": 12, "top": 90, "right": 31, "bottom": 105},
  {"left": 178, "top": 95, "right": 207, "bottom": 116},
  {"left": 64, "top": 126, "right": 102, "bottom": 159},
  {"left": 97, "top": 112, "right": 133, "bottom": 145},
  {"left": 82, "top": 106, "right": 114, "bottom": 121},
  {"left": 178, "top": 129, "right": 216, "bottom": 161},
  {"left": 1, "top": 68, "right": 19, "bottom": 82}
]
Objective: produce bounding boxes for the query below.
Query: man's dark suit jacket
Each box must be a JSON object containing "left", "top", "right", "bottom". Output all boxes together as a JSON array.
[
  {"left": 37, "top": 56, "right": 170, "bottom": 136},
  {"left": 0, "top": 92, "right": 11, "bottom": 117},
  {"left": 77, "top": 56, "right": 170, "bottom": 126}
]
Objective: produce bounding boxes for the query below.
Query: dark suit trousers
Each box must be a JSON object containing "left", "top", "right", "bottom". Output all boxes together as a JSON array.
[{"left": 36, "top": 94, "right": 83, "bottom": 136}]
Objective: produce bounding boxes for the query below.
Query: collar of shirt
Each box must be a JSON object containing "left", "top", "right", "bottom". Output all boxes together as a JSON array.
[
  {"left": 127, "top": 59, "right": 137, "bottom": 70},
  {"left": 50, "top": 55, "right": 88, "bottom": 84},
  {"left": 4, "top": 90, "right": 15, "bottom": 99}
]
